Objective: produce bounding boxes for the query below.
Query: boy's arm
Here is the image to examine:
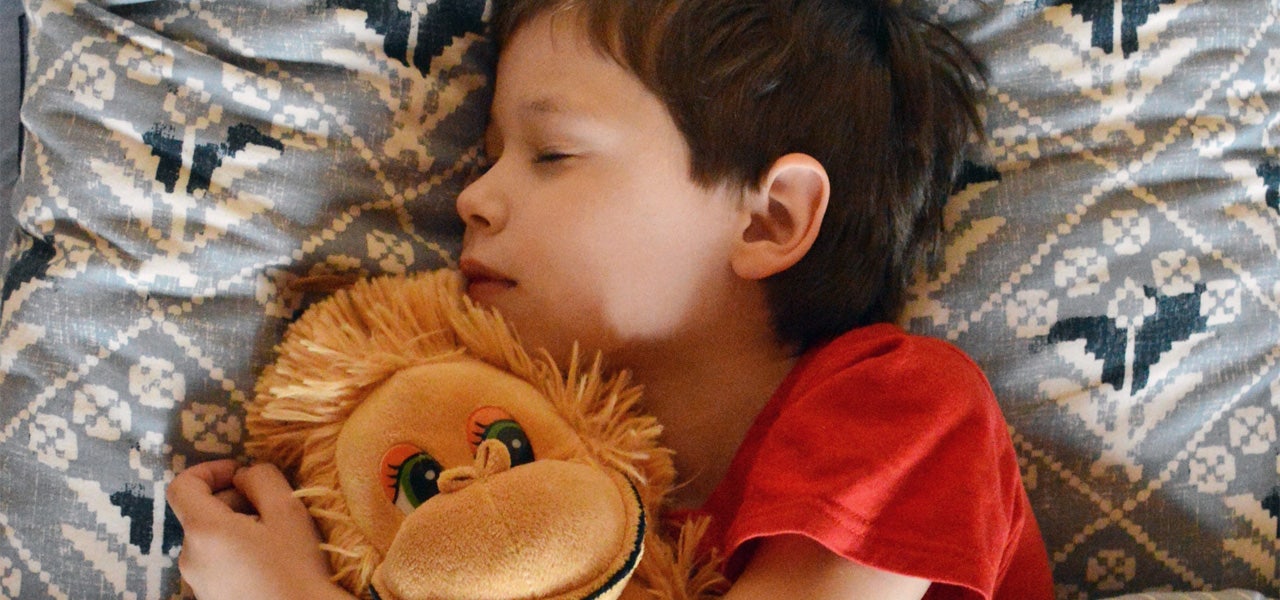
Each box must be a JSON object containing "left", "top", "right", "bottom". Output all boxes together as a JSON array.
[
  {"left": 724, "top": 534, "right": 931, "bottom": 600},
  {"left": 166, "top": 460, "right": 355, "bottom": 600},
  {"left": 168, "top": 463, "right": 927, "bottom": 600}
]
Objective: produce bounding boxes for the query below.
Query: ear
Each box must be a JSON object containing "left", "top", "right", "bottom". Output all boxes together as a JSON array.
[{"left": 732, "top": 153, "right": 830, "bottom": 280}]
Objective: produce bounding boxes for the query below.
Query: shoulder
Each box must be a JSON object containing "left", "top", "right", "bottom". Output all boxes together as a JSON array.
[
  {"left": 749, "top": 324, "right": 1016, "bottom": 494},
  {"left": 799, "top": 323, "right": 985, "bottom": 378},
  {"left": 761, "top": 324, "right": 1018, "bottom": 500},
  {"left": 718, "top": 325, "right": 1029, "bottom": 589},
  {"left": 782, "top": 323, "right": 998, "bottom": 423}
]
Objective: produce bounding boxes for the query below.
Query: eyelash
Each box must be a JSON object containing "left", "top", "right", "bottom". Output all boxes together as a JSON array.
[{"left": 534, "top": 152, "right": 572, "bottom": 164}]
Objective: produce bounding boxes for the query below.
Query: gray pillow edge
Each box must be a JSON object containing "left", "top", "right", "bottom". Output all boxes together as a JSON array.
[{"left": 0, "top": 0, "right": 23, "bottom": 259}]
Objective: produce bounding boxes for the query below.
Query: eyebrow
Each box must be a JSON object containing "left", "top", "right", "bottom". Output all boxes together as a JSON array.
[{"left": 519, "top": 96, "right": 573, "bottom": 117}]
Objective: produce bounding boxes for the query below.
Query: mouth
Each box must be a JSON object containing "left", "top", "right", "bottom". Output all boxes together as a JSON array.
[{"left": 459, "top": 258, "right": 516, "bottom": 301}]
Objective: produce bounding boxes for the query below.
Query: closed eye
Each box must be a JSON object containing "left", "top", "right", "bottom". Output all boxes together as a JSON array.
[{"left": 535, "top": 152, "right": 573, "bottom": 164}]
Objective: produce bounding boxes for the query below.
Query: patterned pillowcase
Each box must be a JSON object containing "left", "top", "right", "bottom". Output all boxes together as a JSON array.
[
  {"left": 0, "top": 0, "right": 488, "bottom": 596},
  {"left": 1105, "top": 592, "right": 1274, "bottom": 600},
  {"left": 0, "top": 0, "right": 22, "bottom": 254},
  {"left": 908, "top": 0, "right": 1279, "bottom": 596}
]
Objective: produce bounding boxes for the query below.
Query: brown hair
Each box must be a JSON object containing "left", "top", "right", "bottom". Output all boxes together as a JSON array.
[{"left": 494, "top": 0, "right": 985, "bottom": 351}]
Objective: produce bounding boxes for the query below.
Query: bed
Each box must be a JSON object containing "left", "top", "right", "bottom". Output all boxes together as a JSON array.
[{"left": 0, "top": 0, "right": 1276, "bottom": 597}]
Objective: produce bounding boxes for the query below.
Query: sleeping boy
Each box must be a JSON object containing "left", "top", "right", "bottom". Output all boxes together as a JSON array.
[{"left": 167, "top": 0, "right": 1055, "bottom": 597}]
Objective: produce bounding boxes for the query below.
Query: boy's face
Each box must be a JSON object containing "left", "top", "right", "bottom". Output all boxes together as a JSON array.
[{"left": 457, "top": 13, "right": 749, "bottom": 364}]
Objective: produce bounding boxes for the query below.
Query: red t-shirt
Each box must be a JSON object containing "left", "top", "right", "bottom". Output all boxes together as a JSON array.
[{"left": 691, "top": 324, "right": 1053, "bottom": 599}]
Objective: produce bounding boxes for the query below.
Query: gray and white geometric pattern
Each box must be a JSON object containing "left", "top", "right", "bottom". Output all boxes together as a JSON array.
[
  {"left": 909, "top": 0, "right": 1279, "bottom": 595},
  {"left": 1, "top": 0, "right": 489, "bottom": 597}
]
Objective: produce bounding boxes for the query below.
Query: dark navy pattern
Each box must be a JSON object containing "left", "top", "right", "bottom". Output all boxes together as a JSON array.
[
  {"left": 1259, "top": 161, "right": 1279, "bottom": 215},
  {"left": 1041, "top": 284, "right": 1207, "bottom": 393},
  {"left": 143, "top": 123, "right": 284, "bottom": 195},
  {"left": 326, "top": 0, "right": 486, "bottom": 75},
  {"left": 1036, "top": 0, "right": 1180, "bottom": 57},
  {"left": 1, "top": 232, "right": 55, "bottom": 305}
]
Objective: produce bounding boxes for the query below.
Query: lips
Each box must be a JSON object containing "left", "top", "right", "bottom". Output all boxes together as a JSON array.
[{"left": 459, "top": 258, "right": 516, "bottom": 301}]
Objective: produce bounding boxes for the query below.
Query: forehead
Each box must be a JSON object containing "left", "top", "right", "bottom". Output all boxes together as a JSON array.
[
  {"left": 491, "top": 13, "right": 639, "bottom": 123},
  {"left": 496, "top": 0, "right": 630, "bottom": 62}
]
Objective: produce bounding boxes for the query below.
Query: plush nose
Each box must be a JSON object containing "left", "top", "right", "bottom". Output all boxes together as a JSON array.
[
  {"left": 370, "top": 457, "right": 645, "bottom": 600},
  {"left": 437, "top": 438, "right": 511, "bottom": 494}
]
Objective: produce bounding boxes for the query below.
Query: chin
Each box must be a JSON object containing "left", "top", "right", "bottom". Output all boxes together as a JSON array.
[
  {"left": 485, "top": 302, "right": 615, "bottom": 368},
  {"left": 529, "top": 327, "right": 609, "bottom": 369}
]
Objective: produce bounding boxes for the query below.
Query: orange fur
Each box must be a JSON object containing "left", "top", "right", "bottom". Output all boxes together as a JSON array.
[{"left": 247, "top": 270, "right": 722, "bottom": 599}]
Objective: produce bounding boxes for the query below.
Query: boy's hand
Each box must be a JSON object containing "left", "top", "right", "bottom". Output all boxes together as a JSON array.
[{"left": 166, "top": 460, "right": 353, "bottom": 600}]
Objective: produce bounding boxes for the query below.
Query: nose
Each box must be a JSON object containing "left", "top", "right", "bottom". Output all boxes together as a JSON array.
[
  {"left": 456, "top": 168, "right": 507, "bottom": 234},
  {"left": 437, "top": 439, "right": 512, "bottom": 494}
]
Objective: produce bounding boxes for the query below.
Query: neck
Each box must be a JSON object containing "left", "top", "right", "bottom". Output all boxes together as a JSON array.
[{"left": 616, "top": 322, "right": 796, "bottom": 509}]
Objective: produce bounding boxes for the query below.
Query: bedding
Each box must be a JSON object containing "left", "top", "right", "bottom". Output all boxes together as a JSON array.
[
  {"left": 0, "top": 0, "right": 489, "bottom": 597},
  {"left": 1108, "top": 593, "right": 1272, "bottom": 600},
  {"left": 0, "top": 0, "right": 1276, "bottom": 598},
  {"left": 1, "top": 0, "right": 22, "bottom": 255},
  {"left": 912, "top": 0, "right": 1278, "bottom": 594}
]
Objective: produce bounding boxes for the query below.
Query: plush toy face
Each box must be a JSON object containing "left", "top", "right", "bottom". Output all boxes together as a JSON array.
[
  {"left": 247, "top": 272, "right": 680, "bottom": 599},
  {"left": 334, "top": 358, "right": 646, "bottom": 600}
]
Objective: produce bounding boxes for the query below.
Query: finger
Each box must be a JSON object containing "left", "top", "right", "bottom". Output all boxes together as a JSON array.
[
  {"left": 167, "top": 459, "right": 242, "bottom": 525},
  {"left": 213, "top": 488, "right": 257, "bottom": 516},
  {"left": 233, "top": 463, "right": 311, "bottom": 527},
  {"left": 178, "top": 458, "right": 242, "bottom": 492}
]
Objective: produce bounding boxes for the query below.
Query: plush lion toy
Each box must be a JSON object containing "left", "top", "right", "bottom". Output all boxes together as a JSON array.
[{"left": 245, "top": 269, "right": 725, "bottom": 600}]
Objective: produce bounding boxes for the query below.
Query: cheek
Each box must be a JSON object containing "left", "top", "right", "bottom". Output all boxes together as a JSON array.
[{"left": 577, "top": 208, "right": 733, "bottom": 342}]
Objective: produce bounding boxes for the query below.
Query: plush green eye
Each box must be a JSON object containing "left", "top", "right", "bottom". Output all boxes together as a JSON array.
[
  {"left": 382, "top": 443, "right": 443, "bottom": 514},
  {"left": 468, "top": 406, "right": 535, "bottom": 467},
  {"left": 482, "top": 419, "right": 535, "bottom": 466}
]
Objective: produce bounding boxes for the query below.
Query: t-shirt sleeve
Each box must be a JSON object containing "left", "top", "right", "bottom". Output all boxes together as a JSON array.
[{"left": 719, "top": 334, "right": 1027, "bottom": 599}]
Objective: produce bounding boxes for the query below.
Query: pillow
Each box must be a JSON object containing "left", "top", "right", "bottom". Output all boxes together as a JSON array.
[
  {"left": 3, "top": 0, "right": 1276, "bottom": 598},
  {"left": 0, "top": 0, "right": 489, "bottom": 596},
  {"left": 1106, "top": 592, "right": 1272, "bottom": 600},
  {"left": 0, "top": 0, "right": 22, "bottom": 255},
  {"left": 908, "top": 0, "right": 1279, "bottom": 596}
]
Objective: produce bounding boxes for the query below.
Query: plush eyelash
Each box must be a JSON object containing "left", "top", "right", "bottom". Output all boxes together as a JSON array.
[
  {"left": 384, "top": 460, "right": 406, "bottom": 491},
  {"left": 469, "top": 420, "right": 495, "bottom": 444},
  {"left": 381, "top": 443, "right": 433, "bottom": 503}
]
